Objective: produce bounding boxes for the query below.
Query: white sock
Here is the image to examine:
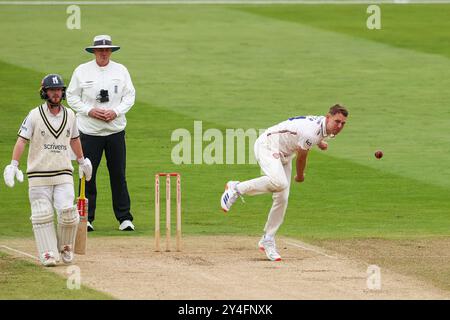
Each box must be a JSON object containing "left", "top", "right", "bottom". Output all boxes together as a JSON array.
[{"left": 264, "top": 234, "right": 274, "bottom": 241}]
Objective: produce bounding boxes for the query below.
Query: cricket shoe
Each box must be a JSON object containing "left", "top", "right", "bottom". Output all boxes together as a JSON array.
[
  {"left": 40, "top": 251, "right": 57, "bottom": 267},
  {"left": 119, "top": 220, "right": 135, "bottom": 231},
  {"left": 87, "top": 221, "right": 94, "bottom": 232},
  {"left": 61, "top": 245, "right": 74, "bottom": 264},
  {"left": 258, "top": 236, "right": 282, "bottom": 261},
  {"left": 220, "top": 181, "right": 242, "bottom": 212}
]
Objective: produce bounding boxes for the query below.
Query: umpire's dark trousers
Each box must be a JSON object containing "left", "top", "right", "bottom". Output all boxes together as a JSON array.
[{"left": 80, "top": 130, "right": 133, "bottom": 224}]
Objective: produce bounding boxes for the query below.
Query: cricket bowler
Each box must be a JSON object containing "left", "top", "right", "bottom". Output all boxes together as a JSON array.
[
  {"left": 220, "top": 104, "right": 348, "bottom": 261},
  {"left": 3, "top": 74, "right": 93, "bottom": 266}
]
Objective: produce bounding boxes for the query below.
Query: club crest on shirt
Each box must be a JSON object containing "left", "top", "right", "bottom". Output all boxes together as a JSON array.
[
  {"left": 306, "top": 140, "right": 312, "bottom": 147},
  {"left": 41, "top": 130, "right": 45, "bottom": 136},
  {"left": 272, "top": 153, "right": 280, "bottom": 159},
  {"left": 66, "top": 129, "right": 70, "bottom": 137}
]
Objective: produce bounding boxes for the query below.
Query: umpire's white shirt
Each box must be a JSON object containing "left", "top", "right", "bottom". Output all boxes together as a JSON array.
[{"left": 66, "top": 59, "right": 135, "bottom": 136}]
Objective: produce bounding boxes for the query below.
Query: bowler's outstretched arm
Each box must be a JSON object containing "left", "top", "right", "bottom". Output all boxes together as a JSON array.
[{"left": 295, "top": 148, "right": 308, "bottom": 182}]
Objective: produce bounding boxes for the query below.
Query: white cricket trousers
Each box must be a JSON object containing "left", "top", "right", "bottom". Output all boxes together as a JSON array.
[
  {"left": 236, "top": 135, "right": 293, "bottom": 238},
  {"left": 29, "top": 183, "right": 75, "bottom": 210}
]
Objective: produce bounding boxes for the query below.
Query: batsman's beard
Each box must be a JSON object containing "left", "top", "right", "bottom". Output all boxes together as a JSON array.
[{"left": 48, "top": 96, "right": 62, "bottom": 108}]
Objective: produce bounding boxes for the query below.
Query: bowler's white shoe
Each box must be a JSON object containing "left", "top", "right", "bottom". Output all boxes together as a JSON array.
[
  {"left": 87, "top": 221, "right": 94, "bottom": 232},
  {"left": 61, "top": 245, "right": 74, "bottom": 264},
  {"left": 41, "top": 251, "right": 57, "bottom": 267},
  {"left": 220, "top": 181, "right": 241, "bottom": 212},
  {"left": 258, "top": 236, "right": 282, "bottom": 261},
  {"left": 119, "top": 220, "right": 135, "bottom": 231}
]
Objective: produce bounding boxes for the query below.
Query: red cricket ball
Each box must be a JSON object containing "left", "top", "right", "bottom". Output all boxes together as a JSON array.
[{"left": 375, "top": 150, "right": 383, "bottom": 159}]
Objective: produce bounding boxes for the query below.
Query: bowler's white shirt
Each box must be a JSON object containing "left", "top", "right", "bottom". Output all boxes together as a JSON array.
[
  {"left": 66, "top": 60, "right": 135, "bottom": 136},
  {"left": 264, "top": 116, "right": 328, "bottom": 156}
]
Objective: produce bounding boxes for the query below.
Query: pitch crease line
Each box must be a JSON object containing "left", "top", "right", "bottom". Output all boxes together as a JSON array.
[
  {"left": 0, "top": 245, "right": 39, "bottom": 260},
  {"left": 285, "top": 240, "right": 338, "bottom": 259}
]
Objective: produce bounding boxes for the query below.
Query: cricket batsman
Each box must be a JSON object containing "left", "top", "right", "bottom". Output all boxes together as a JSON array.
[
  {"left": 220, "top": 104, "right": 348, "bottom": 261},
  {"left": 3, "top": 74, "right": 93, "bottom": 267}
]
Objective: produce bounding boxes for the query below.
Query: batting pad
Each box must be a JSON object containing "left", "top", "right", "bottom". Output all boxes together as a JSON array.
[
  {"left": 30, "top": 199, "right": 59, "bottom": 261},
  {"left": 57, "top": 206, "right": 79, "bottom": 252}
]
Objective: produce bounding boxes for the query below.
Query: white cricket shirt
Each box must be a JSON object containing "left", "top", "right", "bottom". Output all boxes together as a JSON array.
[
  {"left": 18, "top": 104, "right": 79, "bottom": 186},
  {"left": 264, "top": 115, "right": 328, "bottom": 156},
  {"left": 66, "top": 59, "right": 135, "bottom": 136}
]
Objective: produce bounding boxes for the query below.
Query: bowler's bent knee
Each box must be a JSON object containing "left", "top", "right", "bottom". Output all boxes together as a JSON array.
[{"left": 269, "top": 177, "right": 289, "bottom": 192}]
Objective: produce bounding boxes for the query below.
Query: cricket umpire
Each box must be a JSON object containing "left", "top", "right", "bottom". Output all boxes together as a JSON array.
[{"left": 66, "top": 35, "right": 136, "bottom": 232}]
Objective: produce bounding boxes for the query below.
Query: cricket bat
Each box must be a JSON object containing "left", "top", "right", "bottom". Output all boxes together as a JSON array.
[{"left": 75, "top": 176, "right": 88, "bottom": 255}]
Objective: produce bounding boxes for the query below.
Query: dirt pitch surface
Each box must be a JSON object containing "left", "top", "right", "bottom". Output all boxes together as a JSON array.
[{"left": 2, "top": 236, "right": 449, "bottom": 300}]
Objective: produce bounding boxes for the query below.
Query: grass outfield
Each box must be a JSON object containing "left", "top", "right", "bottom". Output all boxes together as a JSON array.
[
  {"left": 1, "top": 4, "right": 449, "bottom": 240},
  {"left": 0, "top": 252, "right": 113, "bottom": 299}
]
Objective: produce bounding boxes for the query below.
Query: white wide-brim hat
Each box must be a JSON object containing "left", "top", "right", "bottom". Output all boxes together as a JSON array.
[{"left": 85, "top": 35, "right": 120, "bottom": 53}]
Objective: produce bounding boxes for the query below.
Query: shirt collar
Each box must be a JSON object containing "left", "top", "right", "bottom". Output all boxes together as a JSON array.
[
  {"left": 94, "top": 59, "right": 111, "bottom": 71},
  {"left": 321, "top": 117, "right": 328, "bottom": 138},
  {"left": 43, "top": 103, "right": 62, "bottom": 117}
]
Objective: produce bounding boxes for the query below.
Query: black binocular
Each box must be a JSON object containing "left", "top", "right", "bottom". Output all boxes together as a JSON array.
[{"left": 97, "top": 89, "right": 109, "bottom": 103}]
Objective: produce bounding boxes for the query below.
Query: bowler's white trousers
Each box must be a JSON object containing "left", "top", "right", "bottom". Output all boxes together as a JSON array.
[{"left": 236, "top": 135, "right": 293, "bottom": 238}]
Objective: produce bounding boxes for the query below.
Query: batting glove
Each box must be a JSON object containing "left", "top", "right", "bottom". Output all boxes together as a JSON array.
[
  {"left": 78, "top": 158, "right": 93, "bottom": 181},
  {"left": 4, "top": 160, "right": 24, "bottom": 188}
]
